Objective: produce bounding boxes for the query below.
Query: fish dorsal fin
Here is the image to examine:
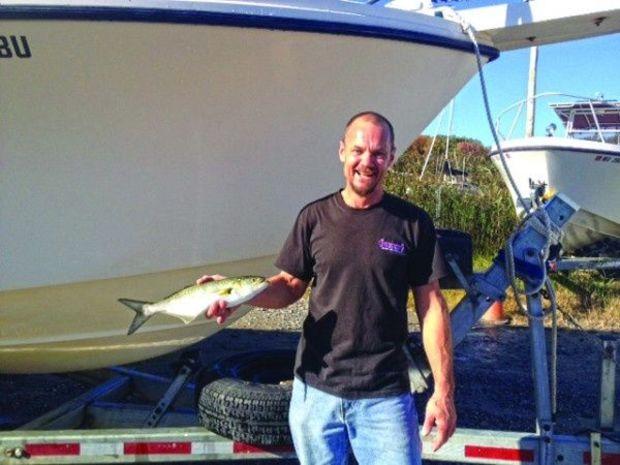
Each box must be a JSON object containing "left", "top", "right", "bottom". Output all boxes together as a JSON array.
[{"left": 162, "top": 284, "right": 193, "bottom": 301}]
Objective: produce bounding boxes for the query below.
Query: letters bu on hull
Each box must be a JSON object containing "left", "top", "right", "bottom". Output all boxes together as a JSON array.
[
  {"left": 0, "top": 34, "right": 31, "bottom": 57},
  {"left": 0, "top": 1, "right": 496, "bottom": 373}
]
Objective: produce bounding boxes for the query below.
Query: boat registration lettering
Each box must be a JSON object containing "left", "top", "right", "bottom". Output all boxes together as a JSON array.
[{"left": 0, "top": 35, "right": 31, "bottom": 58}]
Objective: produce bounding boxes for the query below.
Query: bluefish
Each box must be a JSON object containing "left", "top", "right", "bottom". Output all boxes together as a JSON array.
[{"left": 119, "top": 276, "right": 268, "bottom": 335}]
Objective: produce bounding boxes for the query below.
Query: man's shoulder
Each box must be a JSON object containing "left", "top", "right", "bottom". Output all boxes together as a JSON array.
[
  {"left": 383, "top": 193, "right": 433, "bottom": 224},
  {"left": 298, "top": 192, "right": 338, "bottom": 216}
]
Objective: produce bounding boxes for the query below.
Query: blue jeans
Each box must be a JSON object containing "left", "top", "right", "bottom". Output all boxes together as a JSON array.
[{"left": 289, "top": 378, "right": 422, "bottom": 465}]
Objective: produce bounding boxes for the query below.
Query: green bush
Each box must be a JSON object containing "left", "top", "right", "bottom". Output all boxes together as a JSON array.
[{"left": 386, "top": 135, "right": 517, "bottom": 256}]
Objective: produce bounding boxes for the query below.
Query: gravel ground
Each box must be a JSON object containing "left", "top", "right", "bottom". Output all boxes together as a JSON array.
[
  {"left": 215, "top": 300, "right": 620, "bottom": 435},
  {"left": 1, "top": 299, "right": 618, "bottom": 457},
  {"left": 230, "top": 300, "right": 310, "bottom": 332},
  {"left": 231, "top": 298, "right": 424, "bottom": 332}
]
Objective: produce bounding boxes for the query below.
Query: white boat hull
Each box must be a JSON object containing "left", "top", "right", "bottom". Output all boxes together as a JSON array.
[
  {"left": 490, "top": 137, "right": 620, "bottom": 253},
  {"left": 0, "top": 255, "right": 278, "bottom": 374},
  {"left": 0, "top": 4, "right": 494, "bottom": 373}
]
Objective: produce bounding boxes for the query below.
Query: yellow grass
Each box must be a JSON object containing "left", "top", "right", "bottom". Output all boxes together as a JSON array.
[{"left": 407, "top": 270, "right": 619, "bottom": 332}]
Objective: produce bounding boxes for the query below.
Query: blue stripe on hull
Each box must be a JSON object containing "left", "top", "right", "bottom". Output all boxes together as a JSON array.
[{"left": 0, "top": 5, "right": 500, "bottom": 60}]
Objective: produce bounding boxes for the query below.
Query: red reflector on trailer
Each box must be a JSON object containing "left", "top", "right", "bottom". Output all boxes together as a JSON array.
[
  {"left": 465, "top": 445, "right": 535, "bottom": 462},
  {"left": 584, "top": 452, "right": 620, "bottom": 465},
  {"left": 26, "top": 443, "right": 80, "bottom": 456},
  {"left": 124, "top": 442, "right": 191, "bottom": 455},
  {"left": 233, "top": 442, "right": 295, "bottom": 454}
]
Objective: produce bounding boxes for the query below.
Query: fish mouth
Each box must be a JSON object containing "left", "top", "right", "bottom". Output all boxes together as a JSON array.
[
  {"left": 251, "top": 281, "right": 269, "bottom": 295},
  {"left": 240, "top": 277, "right": 268, "bottom": 293},
  {"left": 252, "top": 281, "right": 269, "bottom": 292}
]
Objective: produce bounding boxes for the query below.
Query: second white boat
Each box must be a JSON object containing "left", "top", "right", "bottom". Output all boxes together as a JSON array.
[{"left": 490, "top": 95, "right": 620, "bottom": 254}]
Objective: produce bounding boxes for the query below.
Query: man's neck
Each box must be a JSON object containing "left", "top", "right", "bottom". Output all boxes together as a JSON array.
[{"left": 341, "top": 188, "right": 384, "bottom": 209}]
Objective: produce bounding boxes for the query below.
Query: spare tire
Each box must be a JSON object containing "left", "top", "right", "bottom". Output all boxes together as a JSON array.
[{"left": 196, "top": 350, "right": 296, "bottom": 446}]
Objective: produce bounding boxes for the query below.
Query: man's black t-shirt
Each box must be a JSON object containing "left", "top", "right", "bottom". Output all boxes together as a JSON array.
[{"left": 275, "top": 191, "right": 446, "bottom": 399}]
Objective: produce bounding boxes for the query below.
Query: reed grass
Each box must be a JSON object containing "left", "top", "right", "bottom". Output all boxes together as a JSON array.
[{"left": 386, "top": 135, "right": 516, "bottom": 256}]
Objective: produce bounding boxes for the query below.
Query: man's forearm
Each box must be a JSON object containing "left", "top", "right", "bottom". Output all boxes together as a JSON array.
[
  {"left": 415, "top": 281, "right": 455, "bottom": 395},
  {"left": 422, "top": 294, "right": 454, "bottom": 395},
  {"left": 415, "top": 281, "right": 457, "bottom": 450},
  {"left": 248, "top": 272, "right": 308, "bottom": 309}
]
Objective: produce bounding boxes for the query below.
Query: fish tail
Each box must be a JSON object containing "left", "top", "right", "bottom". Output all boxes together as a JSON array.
[{"left": 118, "top": 298, "right": 152, "bottom": 335}]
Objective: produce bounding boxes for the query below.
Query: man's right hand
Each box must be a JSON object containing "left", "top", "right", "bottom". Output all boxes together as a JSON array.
[
  {"left": 195, "top": 274, "right": 238, "bottom": 325},
  {"left": 196, "top": 274, "right": 226, "bottom": 286}
]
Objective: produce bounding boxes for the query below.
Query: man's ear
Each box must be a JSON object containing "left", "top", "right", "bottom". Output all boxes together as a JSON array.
[
  {"left": 339, "top": 140, "right": 346, "bottom": 163},
  {"left": 387, "top": 148, "right": 396, "bottom": 169}
]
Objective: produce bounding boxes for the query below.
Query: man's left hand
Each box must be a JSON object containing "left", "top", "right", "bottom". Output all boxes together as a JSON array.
[{"left": 421, "top": 391, "right": 457, "bottom": 452}]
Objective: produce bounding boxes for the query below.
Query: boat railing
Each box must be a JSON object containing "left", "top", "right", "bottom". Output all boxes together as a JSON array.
[{"left": 494, "top": 92, "right": 618, "bottom": 144}]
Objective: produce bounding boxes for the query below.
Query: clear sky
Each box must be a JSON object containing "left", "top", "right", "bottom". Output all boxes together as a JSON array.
[
  {"left": 348, "top": 0, "right": 620, "bottom": 146},
  {"left": 422, "top": 27, "right": 620, "bottom": 146}
]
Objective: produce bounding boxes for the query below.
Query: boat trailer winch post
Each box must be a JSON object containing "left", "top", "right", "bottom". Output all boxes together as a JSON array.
[
  {"left": 526, "top": 292, "right": 555, "bottom": 465},
  {"left": 407, "top": 193, "right": 578, "bottom": 384},
  {"left": 407, "top": 194, "right": 581, "bottom": 465}
]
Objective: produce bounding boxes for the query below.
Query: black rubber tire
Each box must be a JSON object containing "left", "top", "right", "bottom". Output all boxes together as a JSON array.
[{"left": 196, "top": 350, "right": 295, "bottom": 446}]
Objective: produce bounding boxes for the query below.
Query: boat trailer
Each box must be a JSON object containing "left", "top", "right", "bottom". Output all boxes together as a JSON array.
[{"left": 1, "top": 195, "right": 618, "bottom": 464}]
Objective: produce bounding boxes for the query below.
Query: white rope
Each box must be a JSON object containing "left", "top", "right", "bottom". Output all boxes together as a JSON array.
[
  {"left": 445, "top": 9, "right": 601, "bottom": 352},
  {"left": 446, "top": 10, "right": 530, "bottom": 214},
  {"left": 446, "top": 9, "right": 609, "bottom": 416},
  {"left": 547, "top": 276, "right": 558, "bottom": 415},
  {"left": 442, "top": 8, "right": 563, "bottom": 313},
  {"left": 448, "top": 8, "right": 608, "bottom": 356},
  {"left": 419, "top": 108, "right": 446, "bottom": 180}
]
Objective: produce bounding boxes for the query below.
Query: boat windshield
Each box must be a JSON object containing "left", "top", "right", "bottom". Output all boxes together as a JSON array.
[
  {"left": 551, "top": 101, "right": 620, "bottom": 144},
  {"left": 495, "top": 93, "right": 620, "bottom": 145}
]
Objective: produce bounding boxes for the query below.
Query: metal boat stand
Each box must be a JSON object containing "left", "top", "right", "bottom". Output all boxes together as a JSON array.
[
  {"left": 1, "top": 195, "right": 618, "bottom": 464},
  {"left": 407, "top": 194, "right": 619, "bottom": 465},
  {"left": 551, "top": 257, "right": 620, "bottom": 273}
]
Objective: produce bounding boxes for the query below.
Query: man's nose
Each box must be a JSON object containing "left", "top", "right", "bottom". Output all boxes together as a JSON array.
[{"left": 360, "top": 150, "right": 374, "bottom": 165}]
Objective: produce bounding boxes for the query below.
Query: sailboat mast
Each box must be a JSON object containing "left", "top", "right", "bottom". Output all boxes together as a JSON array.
[{"left": 525, "top": 45, "right": 539, "bottom": 137}]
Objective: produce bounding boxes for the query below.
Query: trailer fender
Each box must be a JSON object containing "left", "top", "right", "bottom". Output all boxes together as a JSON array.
[{"left": 196, "top": 349, "right": 295, "bottom": 446}]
